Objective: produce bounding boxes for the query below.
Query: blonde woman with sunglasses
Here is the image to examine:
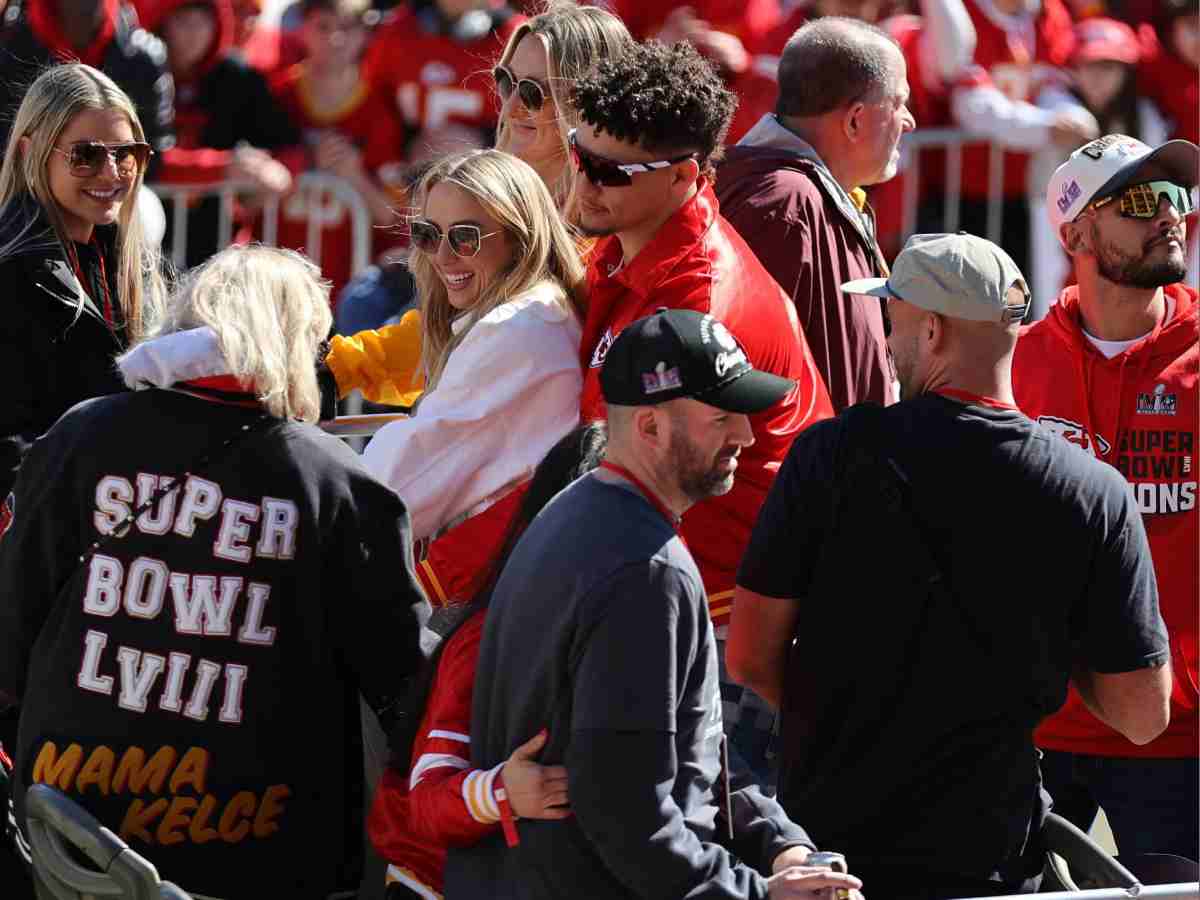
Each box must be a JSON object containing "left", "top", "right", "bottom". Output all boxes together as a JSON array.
[
  {"left": 0, "top": 63, "right": 166, "bottom": 502},
  {"left": 352, "top": 149, "right": 585, "bottom": 553}
]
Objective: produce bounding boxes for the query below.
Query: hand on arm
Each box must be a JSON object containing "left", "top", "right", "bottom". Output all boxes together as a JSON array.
[{"left": 500, "top": 729, "right": 570, "bottom": 820}]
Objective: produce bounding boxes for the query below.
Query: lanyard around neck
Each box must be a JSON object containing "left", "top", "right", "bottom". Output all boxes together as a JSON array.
[{"left": 598, "top": 461, "right": 682, "bottom": 534}]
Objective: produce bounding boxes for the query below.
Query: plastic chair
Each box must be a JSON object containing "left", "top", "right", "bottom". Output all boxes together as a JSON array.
[
  {"left": 1041, "top": 811, "right": 1141, "bottom": 892},
  {"left": 24, "top": 784, "right": 191, "bottom": 900}
]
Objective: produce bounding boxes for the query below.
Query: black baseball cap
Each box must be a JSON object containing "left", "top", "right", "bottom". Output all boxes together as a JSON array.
[{"left": 600, "top": 309, "right": 796, "bottom": 414}]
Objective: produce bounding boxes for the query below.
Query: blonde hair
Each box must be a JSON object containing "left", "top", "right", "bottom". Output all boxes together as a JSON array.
[
  {"left": 0, "top": 63, "right": 166, "bottom": 340},
  {"left": 130, "top": 245, "right": 333, "bottom": 422},
  {"left": 494, "top": 1, "right": 633, "bottom": 218},
  {"left": 411, "top": 149, "right": 586, "bottom": 391}
]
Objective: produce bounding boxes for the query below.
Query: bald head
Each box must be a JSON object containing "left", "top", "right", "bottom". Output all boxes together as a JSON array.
[{"left": 776, "top": 16, "right": 899, "bottom": 119}]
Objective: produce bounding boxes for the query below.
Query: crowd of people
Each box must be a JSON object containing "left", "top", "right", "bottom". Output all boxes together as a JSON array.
[{"left": 0, "top": 0, "right": 1194, "bottom": 898}]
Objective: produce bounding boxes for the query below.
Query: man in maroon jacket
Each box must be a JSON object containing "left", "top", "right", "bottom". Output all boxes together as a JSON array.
[{"left": 717, "top": 16, "right": 914, "bottom": 412}]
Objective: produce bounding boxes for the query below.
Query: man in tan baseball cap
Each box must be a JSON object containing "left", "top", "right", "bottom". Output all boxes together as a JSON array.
[
  {"left": 727, "top": 230, "right": 1169, "bottom": 899},
  {"left": 840, "top": 231, "right": 1031, "bottom": 402}
]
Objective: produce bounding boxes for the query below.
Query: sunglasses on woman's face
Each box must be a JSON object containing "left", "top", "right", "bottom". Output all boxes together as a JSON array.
[
  {"left": 409, "top": 219, "right": 499, "bottom": 258},
  {"left": 53, "top": 141, "right": 153, "bottom": 178},
  {"left": 567, "top": 128, "right": 697, "bottom": 188},
  {"left": 493, "top": 65, "right": 546, "bottom": 113},
  {"left": 1086, "top": 180, "right": 1194, "bottom": 219}
]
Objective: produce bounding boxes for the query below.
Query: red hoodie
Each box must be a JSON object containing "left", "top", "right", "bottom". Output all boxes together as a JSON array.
[
  {"left": 1014, "top": 283, "right": 1198, "bottom": 759},
  {"left": 26, "top": 0, "right": 120, "bottom": 66}
]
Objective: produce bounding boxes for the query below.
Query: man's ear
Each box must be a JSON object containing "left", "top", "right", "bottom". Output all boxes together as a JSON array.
[
  {"left": 843, "top": 101, "right": 866, "bottom": 143},
  {"left": 670, "top": 157, "right": 701, "bottom": 197},
  {"left": 1061, "top": 220, "right": 1091, "bottom": 258},
  {"left": 924, "top": 310, "right": 945, "bottom": 352}
]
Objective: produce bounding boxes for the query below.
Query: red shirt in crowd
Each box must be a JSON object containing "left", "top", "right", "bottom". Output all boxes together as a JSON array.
[
  {"left": 1136, "top": 23, "right": 1199, "bottom": 145},
  {"left": 578, "top": 181, "right": 834, "bottom": 626},
  {"left": 368, "top": 611, "right": 495, "bottom": 897},
  {"left": 954, "top": 0, "right": 1076, "bottom": 198},
  {"left": 365, "top": 6, "right": 523, "bottom": 144},
  {"left": 270, "top": 64, "right": 407, "bottom": 299},
  {"left": 1013, "top": 284, "right": 1199, "bottom": 759}
]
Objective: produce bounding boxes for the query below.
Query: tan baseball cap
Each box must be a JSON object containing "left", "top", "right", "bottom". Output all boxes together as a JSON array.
[{"left": 841, "top": 232, "right": 1030, "bottom": 324}]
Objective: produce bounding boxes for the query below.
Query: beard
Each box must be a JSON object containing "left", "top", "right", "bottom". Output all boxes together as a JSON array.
[
  {"left": 1094, "top": 229, "right": 1188, "bottom": 289},
  {"left": 665, "top": 418, "right": 737, "bottom": 503}
]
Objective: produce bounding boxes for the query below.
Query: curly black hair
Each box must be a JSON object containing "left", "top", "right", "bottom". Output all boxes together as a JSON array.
[{"left": 570, "top": 41, "right": 738, "bottom": 174}]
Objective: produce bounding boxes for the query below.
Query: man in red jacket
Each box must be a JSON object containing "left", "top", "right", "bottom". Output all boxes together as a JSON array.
[
  {"left": 1014, "top": 134, "right": 1199, "bottom": 860},
  {"left": 569, "top": 40, "right": 834, "bottom": 784}
]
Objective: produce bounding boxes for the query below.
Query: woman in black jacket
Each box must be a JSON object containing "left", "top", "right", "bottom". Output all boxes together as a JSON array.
[{"left": 0, "top": 62, "right": 167, "bottom": 500}]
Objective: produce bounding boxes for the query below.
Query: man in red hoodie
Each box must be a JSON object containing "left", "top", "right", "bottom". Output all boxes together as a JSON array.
[
  {"left": 569, "top": 40, "right": 834, "bottom": 784},
  {"left": 1014, "top": 133, "right": 1199, "bottom": 860}
]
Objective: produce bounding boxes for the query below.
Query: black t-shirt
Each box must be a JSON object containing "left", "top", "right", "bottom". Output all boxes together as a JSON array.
[
  {"left": 0, "top": 390, "right": 424, "bottom": 899},
  {"left": 738, "top": 394, "right": 1167, "bottom": 880},
  {"left": 448, "top": 474, "right": 809, "bottom": 899}
]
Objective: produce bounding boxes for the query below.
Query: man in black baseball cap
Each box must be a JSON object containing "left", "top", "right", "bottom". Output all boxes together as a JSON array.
[
  {"left": 450, "top": 309, "right": 864, "bottom": 899},
  {"left": 600, "top": 307, "right": 796, "bottom": 509}
]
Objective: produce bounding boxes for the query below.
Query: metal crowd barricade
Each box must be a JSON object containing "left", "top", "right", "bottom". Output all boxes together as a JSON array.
[
  {"left": 897, "top": 128, "right": 1007, "bottom": 245},
  {"left": 148, "top": 171, "right": 373, "bottom": 277}
]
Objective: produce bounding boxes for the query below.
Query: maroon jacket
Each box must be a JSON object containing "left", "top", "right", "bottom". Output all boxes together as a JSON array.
[{"left": 716, "top": 115, "right": 894, "bottom": 411}]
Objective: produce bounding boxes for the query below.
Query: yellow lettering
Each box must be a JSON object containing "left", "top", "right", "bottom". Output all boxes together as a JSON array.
[
  {"left": 168, "top": 747, "right": 209, "bottom": 795},
  {"left": 189, "top": 794, "right": 220, "bottom": 844},
  {"left": 113, "top": 746, "right": 177, "bottom": 794},
  {"left": 252, "top": 784, "right": 291, "bottom": 838},
  {"left": 119, "top": 798, "right": 169, "bottom": 844},
  {"left": 218, "top": 791, "right": 256, "bottom": 843},
  {"left": 156, "top": 796, "right": 195, "bottom": 847},
  {"left": 75, "top": 746, "right": 115, "bottom": 797},
  {"left": 32, "top": 743, "right": 84, "bottom": 791}
]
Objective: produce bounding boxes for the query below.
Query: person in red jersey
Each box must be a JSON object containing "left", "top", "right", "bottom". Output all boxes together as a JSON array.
[
  {"left": 1014, "top": 134, "right": 1198, "bottom": 860},
  {"left": 367, "top": 423, "right": 604, "bottom": 900},
  {"left": 1136, "top": 0, "right": 1198, "bottom": 146},
  {"left": 271, "top": 0, "right": 407, "bottom": 300},
  {"left": 365, "top": 0, "right": 523, "bottom": 160},
  {"left": 568, "top": 40, "right": 834, "bottom": 785},
  {"left": 923, "top": 0, "right": 1098, "bottom": 277}
]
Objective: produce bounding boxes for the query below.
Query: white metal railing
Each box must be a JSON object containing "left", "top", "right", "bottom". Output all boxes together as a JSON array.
[
  {"left": 898, "top": 128, "right": 1008, "bottom": 246},
  {"left": 148, "top": 171, "right": 372, "bottom": 277}
]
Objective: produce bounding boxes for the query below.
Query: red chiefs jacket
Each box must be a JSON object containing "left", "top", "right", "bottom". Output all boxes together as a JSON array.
[
  {"left": 368, "top": 611, "right": 496, "bottom": 896},
  {"left": 1014, "top": 284, "right": 1198, "bottom": 759},
  {"left": 579, "top": 181, "right": 834, "bottom": 626}
]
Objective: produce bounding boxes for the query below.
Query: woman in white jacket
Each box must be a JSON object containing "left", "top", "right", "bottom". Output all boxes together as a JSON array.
[{"left": 360, "top": 149, "right": 586, "bottom": 546}]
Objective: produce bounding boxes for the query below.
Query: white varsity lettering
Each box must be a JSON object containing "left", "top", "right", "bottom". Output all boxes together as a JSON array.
[
  {"left": 256, "top": 497, "right": 298, "bottom": 559},
  {"left": 77, "top": 630, "right": 114, "bottom": 695},
  {"left": 183, "top": 659, "right": 222, "bottom": 721},
  {"left": 82, "top": 555, "right": 124, "bottom": 617},
  {"left": 94, "top": 476, "right": 133, "bottom": 536},
  {"left": 115, "top": 647, "right": 166, "bottom": 713},
  {"left": 159, "top": 651, "right": 191, "bottom": 713},
  {"left": 135, "top": 474, "right": 177, "bottom": 535},
  {"left": 169, "top": 574, "right": 243, "bottom": 636},
  {"left": 1128, "top": 481, "right": 1198, "bottom": 514},
  {"left": 123, "top": 557, "right": 169, "bottom": 619},
  {"left": 172, "top": 476, "right": 223, "bottom": 537},
  {"left": 237, "top": 582, "right": 276, "bottom": 646},
  {"left": 214, "top": 499, "right": 261, "bottom": 563},
  {"left": 218, "top": 663, "right": 249, "bottom": 724}
]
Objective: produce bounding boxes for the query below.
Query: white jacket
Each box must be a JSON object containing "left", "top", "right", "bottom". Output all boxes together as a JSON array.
[{"left": 362, "top": 281, "right": 582, "bottom": 542}]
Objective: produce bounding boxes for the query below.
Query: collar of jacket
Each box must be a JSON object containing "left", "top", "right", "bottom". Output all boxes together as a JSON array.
[
  {"left": 737, "top": 113, "right": 883, "bottom": 262},
  {"left": 0, "top": 195, "right": 120, "bottom": 331},
  {"left": 592, "top": 179, "right": 721, "bottom": 301}
]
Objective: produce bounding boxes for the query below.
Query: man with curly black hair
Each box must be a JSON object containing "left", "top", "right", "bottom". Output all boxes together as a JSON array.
[{"left": 570, "top": 39, "right": 835, "bottom": 792}]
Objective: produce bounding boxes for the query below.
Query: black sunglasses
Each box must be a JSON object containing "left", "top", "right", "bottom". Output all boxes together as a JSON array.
[
  {"left": 1086, "top": 180, "right": 1194, "bottom": 219},
  {"left": 409, "top": 219, "right": 499, "bottom": 258},
  {"left": 493, "top": 65, "right": 546, "bottom": 113},
  {"left": 53, "top": 141, "right": 152, "bottom": 178},
  {"left": 567, "top": 128, "right": 696, "bottom": 188}
]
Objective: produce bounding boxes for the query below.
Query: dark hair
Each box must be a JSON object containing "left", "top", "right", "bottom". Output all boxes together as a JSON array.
[
  {"left": 387, "top": 422, "right": 608, "bottom": 771},
  {"left": 570, "top": 40, "right": 737, "bottom": 174},
  {"left": 776, "top": 17, "right": 897, "bottom": 119}
]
